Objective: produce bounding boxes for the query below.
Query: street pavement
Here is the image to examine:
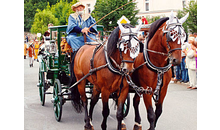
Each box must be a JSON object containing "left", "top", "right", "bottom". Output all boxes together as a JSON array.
[{"left": 24, "top": 58, "right": 197, "bottom": 130}]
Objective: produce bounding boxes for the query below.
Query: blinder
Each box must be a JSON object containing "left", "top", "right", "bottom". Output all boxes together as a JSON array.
[
  {"left": 162, "top": 19, "right": 184, "bottom": 54},
  {"left": 166, "top": 31, "right": 172, "bottom": 42},
  {"left": 118, "top": 32, "right": 143, "bottom": 53},
  {"left": 116, "top": 26, "right": 142, "bottom": 72}
]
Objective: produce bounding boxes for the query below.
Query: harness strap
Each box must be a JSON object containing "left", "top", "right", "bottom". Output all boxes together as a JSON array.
[
  {"left": 104, "top": 45, "right": 123, "bottom": 75},
  {"left": 117, "top": 75, "right": 124, "bottom": 98},
  {"left": 68, "top": 63, "right": 108, "bottom": 90},
  {"left": 152, "top": 71, "right": 164, "bottom": 103},
  {"left": 90, "top": 44, "right": 103, "bottom": 69}
]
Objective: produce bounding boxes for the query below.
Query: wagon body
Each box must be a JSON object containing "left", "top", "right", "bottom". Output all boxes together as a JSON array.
[{"left": 37, "top": 25, "right": 130, "bottom": 121}]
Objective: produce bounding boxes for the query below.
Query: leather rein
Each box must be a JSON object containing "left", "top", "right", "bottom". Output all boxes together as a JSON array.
[{"left": 133, "top": 21, "right": 184, "bottom": 103}]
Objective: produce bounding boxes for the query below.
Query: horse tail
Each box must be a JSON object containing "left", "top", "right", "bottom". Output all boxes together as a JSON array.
[
  {"left": 70, "top": 84, "right": 83, "bottom": 113},
  {"left": 69, "top": 51, "right": 83, "bottom": 113}
]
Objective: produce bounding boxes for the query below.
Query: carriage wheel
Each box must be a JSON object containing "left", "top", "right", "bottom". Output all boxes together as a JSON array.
[
  {"left": 53, "top": 79, "right": 63, "bottom": 122},
  {"left": 123, "top": 93, "right": 130, "bottom": 118},
  {"left": 39, "top": 70, "right": 45, "bottom": 106}
]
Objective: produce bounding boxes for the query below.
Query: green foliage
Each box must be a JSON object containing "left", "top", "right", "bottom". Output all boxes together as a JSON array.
[
  {"left": 24, "top": 0, "right": 78, "bottom": 32},
  {"left": 24, "top": 0, "right": 60, "bottom": 32},
  {"left": 50, "top": 0, "right": 78, "bottom": 25},
  {"left": 24, "top": 1, "right": 36, "bottom": 32},
  {"left": 177, "top": 0, "right": 197, "bottom": 34},
  {"left": 31, "top": 9, "right": 59, "bottom": 34},
  {"left": 92, "top": 0, "right": 139, "bottom": 31}
]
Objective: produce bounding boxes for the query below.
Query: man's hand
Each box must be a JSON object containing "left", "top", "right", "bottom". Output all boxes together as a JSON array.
[{"left": 81, "top": 27, "right": 89, "bottom": 35}]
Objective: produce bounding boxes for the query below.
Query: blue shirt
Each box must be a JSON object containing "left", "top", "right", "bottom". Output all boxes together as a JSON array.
[{"left": 66, "top": 13, "right": 98, "bottom": 51}]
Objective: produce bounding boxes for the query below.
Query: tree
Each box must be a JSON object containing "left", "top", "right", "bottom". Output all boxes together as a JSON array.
[
  {"left": 24, "top": 0, "right": 60, "bottom": 32},
  {"left": 29, "top": 0, "right": 78, "bottom": 34},
  {"left": 177, "top": 0, "right": 197, "bottom": 34},
  {"left": 92, "top": 0, "right": 139, "bottom": 31},
  {"left": 24, "top": 1, "right": 36, "bottom": 32},
  {"left": 31, "top": 9, "right": 59, "bottom": 34},
  {"left": 50, "top": 0, "right": 78, "bottom": 25}
]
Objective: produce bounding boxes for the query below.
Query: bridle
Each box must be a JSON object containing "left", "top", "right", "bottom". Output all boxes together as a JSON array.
[
  {"left": 114, "top": 26, "right": 141, "bottom": 71},
  {"left": 143, "top": 18, "right": 185, "bottom": 62},
  {"left": 133, "top": 19, "right": 186, "bottom": 103},
  {"left": 162, "top": 18, "right": 184, "bottom": 54}
]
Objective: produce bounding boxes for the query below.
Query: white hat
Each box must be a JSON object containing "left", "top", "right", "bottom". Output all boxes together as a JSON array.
[{"left": 71, "top": 2, "right": 85, "bottom": 11}]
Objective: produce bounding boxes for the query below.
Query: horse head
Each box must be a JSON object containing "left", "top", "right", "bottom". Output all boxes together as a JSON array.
[
  {"left": 161, "top": 11, "right": 189, "bottom": 65},
  {"left": 118, "top": 22, "right": 142, "bottom": 73},
  {"left": 107, "top": 22, "right": 142, "bottom": 74}
]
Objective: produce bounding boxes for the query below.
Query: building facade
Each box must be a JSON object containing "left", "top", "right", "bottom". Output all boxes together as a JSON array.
[
  {"left": 136, "top": 0, "right": 190, "bottom": 17},
  {"left": 79, "top": 0, "right": 96, "bottom": 14},
  {"left": 79, "top": 0, "right": 191, "bottom": 18}
]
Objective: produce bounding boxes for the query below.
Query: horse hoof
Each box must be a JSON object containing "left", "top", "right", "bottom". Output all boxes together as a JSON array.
[
  {"left": 121, "top": 122, "right": 127, "bottom": 130},
  {"left": 133, "top": 123, "right": 142, "bottom": 130},
  {"left": 84, "top": 126, "right": 94, "bottom": 130}
]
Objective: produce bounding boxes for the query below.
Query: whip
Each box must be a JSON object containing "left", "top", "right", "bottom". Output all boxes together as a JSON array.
[{"left": 88, "top": 0, "right": 136, "bottom": 30}]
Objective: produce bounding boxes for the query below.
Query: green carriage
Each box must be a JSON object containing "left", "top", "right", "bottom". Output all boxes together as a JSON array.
[{"left": 37, "top": 25, "right": 130, "bottom": 121}]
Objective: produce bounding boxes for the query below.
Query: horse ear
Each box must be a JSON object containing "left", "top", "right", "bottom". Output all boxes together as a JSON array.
[
  {"left": 179, "top": 12, "right": 189, "bottom": 24},
  {"left": 169, "top": 10, "right": 174, "bottom": 24},
  {"left": 135, "top": 19, "right": 142, "bottom": 32},
  {"left": 118, "top": 23, "right": 127, "bottom": 33}
]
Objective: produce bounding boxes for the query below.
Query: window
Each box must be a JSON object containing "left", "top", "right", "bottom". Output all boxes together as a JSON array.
[
  {"left": 145, "top": 0, "right": 149, "bottom": 11},
  {"left": 87, "top": 4, "right": 91, "bottom": 14},
  {"left": 182, "top": 0, "right": 186, "bottom": 8}
]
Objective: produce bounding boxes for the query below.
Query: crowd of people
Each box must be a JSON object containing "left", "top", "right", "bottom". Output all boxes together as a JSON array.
[
  {"left": 170, "top": 33, "right": 197, "bottom": 89},
  {"left": 24, "top": 23, "right": 53, "bottom": 67},
  {"left": 24, "top": 38, "right": 41, "bottom": 67}
]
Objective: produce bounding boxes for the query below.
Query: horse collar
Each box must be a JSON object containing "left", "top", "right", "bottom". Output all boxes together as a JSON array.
[{"left": 143, "top": 37, "right": 172, "bottom": 73}]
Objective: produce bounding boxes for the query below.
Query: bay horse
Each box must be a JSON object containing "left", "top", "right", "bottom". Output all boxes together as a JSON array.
[
  {"left": 132, "top": 12, "right": 189, "bottom": 130},
  {"left": 71, "top": 22, "right": 142, "bottom": 130}
]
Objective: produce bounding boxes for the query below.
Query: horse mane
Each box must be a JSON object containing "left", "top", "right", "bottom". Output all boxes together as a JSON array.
[
  {"left": 107, "top": 23, "right": 135, "bottom": 57},
  {"left": 148, "top": 17, "right": 169, "bottom": 43}
]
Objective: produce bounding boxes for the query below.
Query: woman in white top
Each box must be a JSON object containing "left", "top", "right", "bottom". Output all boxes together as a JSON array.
[{"left": 184, "top": 37, "right": 197, "bottom": 89}]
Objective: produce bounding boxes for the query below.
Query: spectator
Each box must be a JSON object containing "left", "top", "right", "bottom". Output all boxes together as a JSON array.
[
  {"left": 193, "top": 40, "right": 197, "bottom": 69},
  {"left": 193, "top": 33, "right": 197, "bottom": 42},
  {"left": 170, "top": 65, "right": 175, "bottom": 83},
  {"left": 24, "top": 40, "right": 28, "bottom": 59},
  {"left": 25, "top": 34, "right": 29, "bottom": 43},
  {"left": 44, "top": 23, "right": 53, "bottom": 38},
  {"left": 28, "top": 42, "right": 34, "bottom": 67},
  {"left": 174, "top": 62, "right": 181, "bottom": 83},
  {"left": 34, "top": 39, "right": 40, "bottom": 61},
  {"left": 141, "top": 16, "right": 148, "bottom": 24},
  {"left": 138, "top": 34, "right": 145, "bottom": 43},
  {"left": 184, "top": 37, "right": 197, "bottom": 89},
  {"left": 180, "top": 36, "right": 190, "bottom": 83}
]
